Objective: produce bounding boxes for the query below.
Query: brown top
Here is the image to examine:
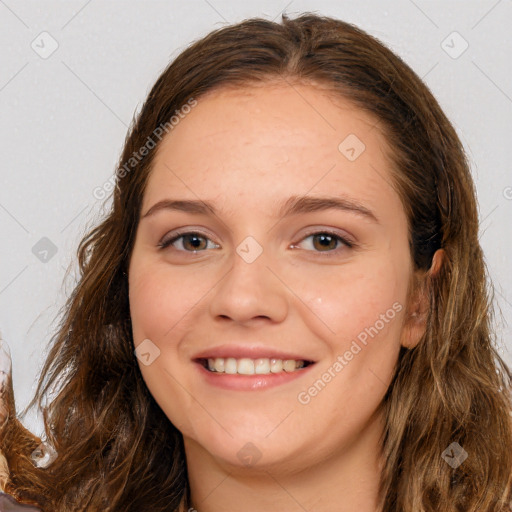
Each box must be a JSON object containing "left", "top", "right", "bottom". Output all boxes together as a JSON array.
[{"left": 0, "top": 493, "right": 41, "bottom": 512}]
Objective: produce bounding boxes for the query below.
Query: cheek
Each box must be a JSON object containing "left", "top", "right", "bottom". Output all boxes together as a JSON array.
[
  {"left": 289, "top": 253, "right": 409, "bottom": 423},
  {"left": 128, "top": 263, "right": 205, "bottom": 434},
  {"left": 129, "top": 268, "right": 170, "bottom": 342},
  {"left": 290, "top": 256, "right": 408, "bottom": 349},
  {"left": 292, "top": 260, "right": 407, "bottom": 430},
  {"left": 128, "top": 262, "right": 209, "bottom": 343}
]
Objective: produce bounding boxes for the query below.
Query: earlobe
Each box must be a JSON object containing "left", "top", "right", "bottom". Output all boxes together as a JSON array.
[
  {"left": 400, "top": 249, "right": 445, "bottom": 349},
  {"left": 400, "top": 289, "right": 429, "bottom": 349}
]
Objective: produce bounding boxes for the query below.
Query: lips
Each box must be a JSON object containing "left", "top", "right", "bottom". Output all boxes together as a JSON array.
[
  {"left": 191, "top": 344, "right": 316, "bottom": 363},
  {"left": 193, "top": 352, "right": 317, "bottom": 391}
]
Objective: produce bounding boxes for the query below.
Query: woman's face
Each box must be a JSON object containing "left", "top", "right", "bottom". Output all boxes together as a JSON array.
[{"left": 128, "top": 81, "right": 421, "bottom": 472}]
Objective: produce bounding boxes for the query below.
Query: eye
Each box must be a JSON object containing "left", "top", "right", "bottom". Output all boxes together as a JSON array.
[
  {"left": 158, "top": 231, "right": 219, "bottom": 252},
  {"left": 158, "top": 229, "right": 354, "bottom": 256},
  {"left": 291, "top": 230, "right": 354, "bottom": 256}
]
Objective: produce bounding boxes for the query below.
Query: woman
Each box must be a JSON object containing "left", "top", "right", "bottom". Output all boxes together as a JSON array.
[{"left": 1, "top": 12, "right": 511, "bottom": 512}]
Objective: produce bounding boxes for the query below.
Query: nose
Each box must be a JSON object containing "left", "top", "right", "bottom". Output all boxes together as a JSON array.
[{"left": 208, "top": 243, "right": 288, "bottom": 326}]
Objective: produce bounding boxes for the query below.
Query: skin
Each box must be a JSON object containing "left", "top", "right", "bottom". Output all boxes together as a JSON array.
[{"left": 128, "top": 81, "right": 438, "bottom": 512}]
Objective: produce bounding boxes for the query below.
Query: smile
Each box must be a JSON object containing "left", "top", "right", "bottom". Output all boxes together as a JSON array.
[
  {"left": 193, "top": 356, "right": 317, "bottom": 391},
  {"left": 199, "top": 357, "right": 314, "bottom": 375}
]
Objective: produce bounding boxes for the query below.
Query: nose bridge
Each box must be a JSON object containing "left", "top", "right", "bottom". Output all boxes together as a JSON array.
[{"left": 208, "top": 235, "right": 288, "bottom": 323}]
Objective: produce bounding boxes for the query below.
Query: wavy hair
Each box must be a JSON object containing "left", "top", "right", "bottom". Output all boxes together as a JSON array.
[{"left": 3, "top": 12, "right": 512, "bottom": 512}]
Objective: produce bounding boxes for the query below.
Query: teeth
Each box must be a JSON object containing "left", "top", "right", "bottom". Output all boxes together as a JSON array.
[
  {"left": 237, "top": 358, "right": 255, "bottom": 375},
  {"left": 255, "top": 358, "right": 270, "bottom": 374},
  {"left": 225, "top": 357, "right": 237, "bottom": 374},
  {"left": 270, "top": 358, "right": 282, "bottom": 373},
  {"left": 283, "top": 359, "right": 297, "bottom": 372},
  {"left": 215, "top": 357, "right": 225, "bottom": 372},
  {"left": 205, "top": 357, "right": 307, "bottom": 375}
]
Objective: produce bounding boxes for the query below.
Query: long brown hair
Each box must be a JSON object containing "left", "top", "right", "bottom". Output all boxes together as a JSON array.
[{"left": 3, "top": 12, "right": 512, "bottom": 511}]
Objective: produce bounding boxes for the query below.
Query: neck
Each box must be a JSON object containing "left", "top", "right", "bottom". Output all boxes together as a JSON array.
[{"left": 183, "top": 407, "right": 386, "bottom": 512}]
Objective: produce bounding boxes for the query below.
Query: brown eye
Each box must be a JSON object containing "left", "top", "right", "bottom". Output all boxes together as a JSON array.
[
  {"left": 158, "top": 232, "right": 219, "bottom": 252},
  {"left": 181, "top": 234, "right": 208, "bottom": 251},
  {"left": 311, "top": 233, "right": 339, "bottom": 251},
  {"left": 292, "top": 230, "right": 354, "bottom": 257}
]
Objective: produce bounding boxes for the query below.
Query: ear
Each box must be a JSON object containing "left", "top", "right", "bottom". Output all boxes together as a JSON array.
[{"left": 401, "top": 249, "right": 445, "bottom": 349}]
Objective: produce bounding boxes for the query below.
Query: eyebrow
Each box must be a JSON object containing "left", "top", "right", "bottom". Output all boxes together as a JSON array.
[{"left": 141, "top": 195, "right": 379, "bottom": 223}]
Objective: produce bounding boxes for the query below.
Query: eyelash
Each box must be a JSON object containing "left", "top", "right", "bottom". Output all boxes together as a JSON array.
[{"left": 157, "top": 229, "right": 355, "bottom": 257}]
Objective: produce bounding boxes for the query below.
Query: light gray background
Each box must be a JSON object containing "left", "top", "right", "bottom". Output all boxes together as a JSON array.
[{"left": 1, "top": 0, "right": 511, "bottom": 435}]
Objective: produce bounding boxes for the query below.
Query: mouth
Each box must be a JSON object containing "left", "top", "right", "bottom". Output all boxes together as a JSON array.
[{"left": 195, "top": 357, "right": 315, "bottom": 375}]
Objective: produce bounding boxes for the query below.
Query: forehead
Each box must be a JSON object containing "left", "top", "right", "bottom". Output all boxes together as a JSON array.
[{"left": 145, "top": 82, "right": 404, "bottom": 224}]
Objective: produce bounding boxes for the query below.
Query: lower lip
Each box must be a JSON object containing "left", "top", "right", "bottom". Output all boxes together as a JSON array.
[{"left": 194, "top": 361, "right": 316, "bottom": 391}]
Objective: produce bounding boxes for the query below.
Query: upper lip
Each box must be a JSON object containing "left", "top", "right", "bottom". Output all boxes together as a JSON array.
[{"left": 192, "top": 344, "right": 316, "bottom": 362}]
